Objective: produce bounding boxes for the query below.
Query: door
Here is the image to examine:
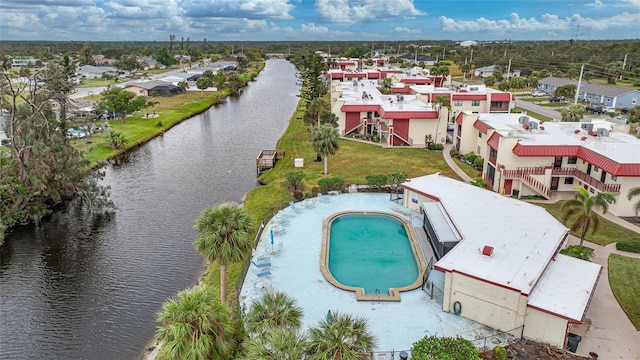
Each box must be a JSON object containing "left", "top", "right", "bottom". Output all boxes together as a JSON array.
[
  {"left": 587, "top": 164, "right": 592, "bottom": 175},
  {"left": 551, "top": 177, "right": 559, "bottom": 191},
  {"left": 600, "top": 171, "right": 607, "bottom": 183},
  {"left": 504, "top": 179, "right": 513, "bottom": 195},
  {"left": 554, "top": 157, "right": 562, "bottom": 168}
]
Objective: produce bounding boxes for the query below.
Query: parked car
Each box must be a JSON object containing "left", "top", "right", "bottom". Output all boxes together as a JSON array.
[
  {"left": 603, "top": 107, "right": 616, "bottom": 114},
  {"left": 621, "top": 107, "right": 630, "bottom": 114},
  {"left": 585, "top": 104, "right": 603, "bottom": 114},
  {"left": 549, "top": 96, "right": 565, "bottom": 103},
  {"left": 531, "top": 91, "right": 546, "bottom": 97},
  {"left": 447, "top": 122, "right": 455, "bottom": 131}
]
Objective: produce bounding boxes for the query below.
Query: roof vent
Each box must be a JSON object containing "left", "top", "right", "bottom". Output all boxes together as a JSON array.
[
  {"left": 581, "top": 123, "right": 594, "bottom": 131},
  {"left": 597, "top": 128, "right": 609, "bottom": 137},
  {"left": 574, "top": 129, "right": 581, "bottom": 134},
  {"left": 482, "top": 246, "right": 494, "bottom": 257},
  {"left": 581, "top": 136, "right": 588, "bottom": 141},
  {"left": 539, "top": 126, "right": 545, "bottom": 131},
  {"left": 528, "top": 121, "right": 538, "bottom": 130},
  {"left": 518, "top": 116, "right": 529, "bottom": 124}
]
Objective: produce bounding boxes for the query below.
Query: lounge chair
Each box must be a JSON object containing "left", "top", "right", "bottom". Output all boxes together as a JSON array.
[
  {"left": 252, "top": 268, "right": 272, "bottom": 278},
  {"left": 251, "top": 259, "right": 272, "bottom": 269},
  {"left": 290, "top": 201, "right": 302, "bottom": 213},
  {"left": 317, "top": 193, "right": 331, "bottom": 203}
]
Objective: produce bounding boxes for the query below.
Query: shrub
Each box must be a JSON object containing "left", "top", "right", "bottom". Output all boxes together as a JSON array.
[
  {"left": 365, "top": 174, "right": 388, "bottom": 192},
  {"left": 311, "top": 186, "right": 320, "bottom": 196},
  {"left": 464, "top": 152, "right": 478, "bottom": 164},
  {"left": 292, "top": 189, "right": 304, "bottom": 202},
  {"left": 472, "top": 157, "right": 484, "bottom": 170},
  {"left": 435, "top": 143, "right": 444, "bottom": 151},
  {"left": 284, "top": 170, "right": 305, "bottom": 191},
  {"left": 616, "top": 238, "right": 640, "bottom": 253},
  {"left": 560, "top": 245, "right": 595, "bottom": 261},
  {"left": 155, "top": 120, "right": 163, "bottom": 127},
  {"left": 493, "top": 345, "right": 506, "bottom": 360},
  {"left": 449, "top": 149, "right": 457, "bottom": 157},
  {"left": 318, "top": 177, "right": 344, "bottom": 193},
  {"left": 410, "top": 335, "right": 480, "bottom": 360}
]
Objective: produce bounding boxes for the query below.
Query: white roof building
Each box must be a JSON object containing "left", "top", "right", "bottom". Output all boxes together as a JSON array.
[{"left": 401, "top": 173, "right": 601, "bottom": 349}]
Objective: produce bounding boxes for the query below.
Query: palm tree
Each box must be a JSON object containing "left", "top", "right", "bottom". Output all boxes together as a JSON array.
[
  {"left": 306, "top": 98, "right": 331, "bottom": 130},
  {"left": 560, "top": 104, "right": 586, "bottom": 122},
  {"left": 628, "top": 187, "right": 640, "bottom": 215},
  {"left": 460, "top": 63, "right": 471, "bottom": 82},
  {"left": 379, "top": 77, "right": 392, "bottom": 94},
  {"left": 145, "top": 100, "right": 159, "bottom": 117},
  {"left": 193, "top": 203, "right": 254, "bottom": 304},
  {"left": 312, "top": 125, "right": 340, "bottom": 179},
  {"left": 245, "top": 291, "right": 303, "bottom": 340},
  {"left": 306, "top": 310, "right": 376, "bottom": 360},
  {"left": 561, "top": 186, "right": 616, "bottom": 246},
  {"left": 156, "top": 286, "right": 235, "bottom": 360}
]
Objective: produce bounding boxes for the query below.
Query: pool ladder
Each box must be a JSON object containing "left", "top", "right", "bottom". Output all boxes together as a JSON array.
[{"left": 375, "top": 288, "right": 381, "bottom": 300}]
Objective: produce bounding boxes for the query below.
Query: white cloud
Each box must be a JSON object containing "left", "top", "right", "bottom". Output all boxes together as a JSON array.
[
  {"left": 394, "top": 26, "right": 422, "bottom": 34},
  {"left": 586, "top": 0, "right": 604, "bottom": 7},
  {"left": 440, "top": 12, "right": 584, "bottom": 34},
  {"left": 315, "top": 0, "right": 425, "bottom": 24},
  {"left": 300, "top": 22, "right": 330, "bottom": 34},
  {"left": 182, "top": 0, "right": 294, "bottom": 20}
]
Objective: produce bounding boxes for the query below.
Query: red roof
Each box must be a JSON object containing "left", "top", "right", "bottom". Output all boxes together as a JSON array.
[
  {"left": 473, "top": 120, "right": 494, "bottom": 134},
  {"left": 330, "top": 73, "right": 344, "bottom": 79},
  {"left": 452, "top": 94, "right": 487, "bottom": 100},
  {"left": 347, "top": 73, "right": 366, "bottom": 78},
  {"left": 512, "top": 143, "right": 640, "bottom": 176},
  {"left": 400, "top": 78, "right": 433, "bottom": 85},
  {"left": 367, "top": 73, "right": 380, "bottom": 78},
  {"left": 487, "top": 131, "right": 501, "bottom": 150},
  {"left": 455, "top": 112, "right": 464, "bottom": 125},
  {"left": 490, "top": 93, "right": 511, "bottom": 102}
]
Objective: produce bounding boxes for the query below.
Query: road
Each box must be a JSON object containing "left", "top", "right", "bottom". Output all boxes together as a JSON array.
[{"left": 513, "top": 96, "right": 563, "bottom": 121}]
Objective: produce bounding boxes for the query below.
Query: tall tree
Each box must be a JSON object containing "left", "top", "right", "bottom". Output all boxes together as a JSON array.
[
  {"left": 305, "top": 98, "right": 331, "bottom": 129},
  {"left": 196, "top": 77, "right": 211, "bottom": 98},
  {"left": 306, "top": 311, "right": 376, "bottom": 360},
  {"left": 193, "top": 203, "right": 254, "bottom": 303},
  {"left": 97, "top": 86, "right": 146, "bottom": 121},
  {"left": 156, "top": 286, "right": 235, "bottom": 360},
  {"left": 79, "top": 43, "right": 95, "bottom": 66},
  {"left": 561, "top": 104, "right": 586, "bottom": 122},
  {"left": 561, "top": 186, "right": 616, "bottom": 246},
  {"left": 242, "top": 328, "right": 307, "bottom": 360},
  {"left": 312, "top": 125, "right": 340, "bottom": 179},
  {"left": 294, "top": 50, "right": 326, "bottom": 102},
  {"left": 245, "top": 291, "right": 303, "bottom": 340},
  {"left": 628, "top": 187, "right": 640, "bottom": 215}
]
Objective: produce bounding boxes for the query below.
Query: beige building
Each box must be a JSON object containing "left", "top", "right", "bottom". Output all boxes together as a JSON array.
[
  {"left": 453, "top": 113, "right": 640, "bottom": 217},
  {"left": 401, "top": 174, "right": 601, "bottom": 349}
]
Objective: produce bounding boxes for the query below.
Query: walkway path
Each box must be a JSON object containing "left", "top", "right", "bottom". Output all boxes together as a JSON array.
[
  {"left": 442, "top": 144, "right": 472, "bottom": 182},
  {"left": 567, "top": 235, "right": 640, "bottom": 359}
]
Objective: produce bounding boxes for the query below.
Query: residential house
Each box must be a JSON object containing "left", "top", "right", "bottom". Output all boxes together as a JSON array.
[
  {"left": 402, "top": 173, "right": 601, "bottom": 349},
  {"left": 578, "top": 83, "right": 640, "bottom": 109},
  {"left": 11, "top": 57, "right": 40, "bottom": 68},
  {"left": 453, "top": 112, "right": 640, "bottom": 217},
  {"left": 93, "top": 56, "right": 116, "bottom": 66},
  {"left": 124, "top": 80, "right": 182, "bottom": 97},
  {"left": 536, "top": 77, "right": 581, "bottom": 96},
  {"left": 76, "top": 65, "right": 120, "bottom": 79}
]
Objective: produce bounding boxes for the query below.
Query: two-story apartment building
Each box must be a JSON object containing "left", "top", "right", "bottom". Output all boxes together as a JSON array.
[{"left": 454, "top": 112, "right": 640, "bottom": 216}]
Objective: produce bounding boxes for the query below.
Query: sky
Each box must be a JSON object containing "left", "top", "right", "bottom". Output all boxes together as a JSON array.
[{"left": 0, "top": 0, "right": 639, "bottom": 42}]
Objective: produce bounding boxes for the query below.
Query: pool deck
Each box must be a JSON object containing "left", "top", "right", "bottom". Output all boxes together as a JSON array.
[{"left": 239, "top": 193, "right": 513, "bottom": 355}]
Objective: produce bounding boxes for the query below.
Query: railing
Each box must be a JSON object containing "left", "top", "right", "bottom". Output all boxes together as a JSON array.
[
  {"left": 521, "top": 173, "right": 551, "bottom": 198},
  {"left": 551, "top": 167, "right": 621, "bottom": 193},
  {"left": 391, "top": 128, "right": 413, "bottom": 145},
  {"left": 343, "top": 121, "right": 364, "bottom": 136},
  {"left": 500, "top": 168, "right": 550, "bottom": 198}
]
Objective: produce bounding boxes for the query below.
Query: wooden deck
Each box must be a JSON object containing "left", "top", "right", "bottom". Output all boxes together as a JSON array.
[{"left": 256, "top": 149, "right": 285, "bottom": 175}]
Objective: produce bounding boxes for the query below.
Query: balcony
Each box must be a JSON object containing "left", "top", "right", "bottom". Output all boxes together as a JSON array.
[{"left": 551, "top": 167, "right": 621, "bottom": 193}]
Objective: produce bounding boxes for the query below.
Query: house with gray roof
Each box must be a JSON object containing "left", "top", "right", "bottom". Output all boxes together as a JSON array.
[
  {"left": 578, "top": 83, "right": 640, "bottom": 109},
  {"left": 123, "top": 80, "right": 182, "bottom": 97},
  {"left": 76, "top": 65, "right": 120, "bottom": 79},
  {"left": 536, "top": 76, "right": 582, "bottom": 95}
]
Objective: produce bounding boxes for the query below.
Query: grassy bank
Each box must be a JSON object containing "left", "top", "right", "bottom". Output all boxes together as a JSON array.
[
  {"left": 535, "top": 201, "right": 639, "bottom": 246},
  {"left": 609, "top": 254, "right": 640, "bottom": 330}
]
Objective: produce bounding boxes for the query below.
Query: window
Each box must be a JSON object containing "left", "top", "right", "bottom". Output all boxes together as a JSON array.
[
  {"left": 477, "top": 145, "right": 481, "bottom": 154},
  {"left": 612, "top": 175, "right": 617, "bottom": 181},
  {"left": 454, "top": 100, "right": 463, "bottom": 106},
  {"left": 478, "top": 132, "right": 482, "bottom": 138},
  {"left": 564, "top": 177, "right": 574, "bottom": 184},
  {"left": 567, "top": 157, "right": 578, "bottom": 164},
  {"left": 593, "top": 166, "right": 599, "bottom": 173},
  {"left": 471, "top": 100, "right": 480, "bottom": 106}
]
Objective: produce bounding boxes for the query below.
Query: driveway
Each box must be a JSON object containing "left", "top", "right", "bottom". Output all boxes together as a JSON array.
[{"left": 514, "top": 96, "right": 564, "bottom": 120}]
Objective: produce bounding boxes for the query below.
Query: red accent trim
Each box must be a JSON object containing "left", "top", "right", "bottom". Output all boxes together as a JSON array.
[
  {"left": 490, "top": 93, "right": 512, "bottom": 102},
  {"left": 381, "top": 110, "right": 438, "bottom": 119},
  {"left": 341, "top": 104, "right": 380, "bottom": 112},
  {"left": 331, "top": 73, "right": 344, "bottom": 79},
  {"left": 527, "top": 304, "right": 582, "bottom": 323},
  {"left": 473, "top": 119, "right": 494, "bottom": 134},
  {"left": 487, "top": 131, "right": 501, "bottom": 150},
  {"left": 455, "top": 112, "right": 464, "bottom": 125},
  {"left": 400, "top": 78, "right": 434, "bottom": 85},
  {"left": 433, "top": 267, "right": 525, "bottom": 294},
  {"left": 452, "top": 94, "right": 487, "bottom": 100},
  {"left": 346, "top": 73, "right": 366, "bottom": 78}
]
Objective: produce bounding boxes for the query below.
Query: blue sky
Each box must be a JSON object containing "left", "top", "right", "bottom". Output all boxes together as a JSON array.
[{"left": 0, "top": 0, "right": 639, "bottom": 42}]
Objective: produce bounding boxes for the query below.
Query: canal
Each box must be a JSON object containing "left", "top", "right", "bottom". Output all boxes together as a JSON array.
[{"left": 0, "top": 59, "right": 300, "bottom": 359}]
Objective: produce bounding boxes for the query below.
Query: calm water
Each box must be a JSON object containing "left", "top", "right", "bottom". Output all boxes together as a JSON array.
[
  {"left": 328, "top": 214, "right": 419, "bottom": 295},
  {"left": 0, "top": 59, "right": 300, "bottom": 360}
]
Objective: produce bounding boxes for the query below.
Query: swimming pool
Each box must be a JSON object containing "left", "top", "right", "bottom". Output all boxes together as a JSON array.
[{"left": 321, "top": 211, "right": 426, "bottom": 301}]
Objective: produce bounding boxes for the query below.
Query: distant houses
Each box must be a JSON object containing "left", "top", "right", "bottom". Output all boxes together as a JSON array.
[
  {"left": 537, "top": 76, "right": 640, "bottom": 109},
  {"left": 124, "top": 81, "right": 182, "bottom": 97}
]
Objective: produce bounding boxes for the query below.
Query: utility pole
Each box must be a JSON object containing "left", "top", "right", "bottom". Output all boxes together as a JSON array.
[
  {"left": 470, "top": 48, "right": 473, "bottom": 63},
  {"left": 574, "top": 64, "right": 584, "bottom": 105},
  {"left": 506, "top": 59, "right": 512, "bottom": 81},
  {"left": 621, "top": 54, "right": 627, "bottom": 80}
]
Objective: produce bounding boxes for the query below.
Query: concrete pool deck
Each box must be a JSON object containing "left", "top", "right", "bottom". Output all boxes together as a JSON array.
[{"left": 239, "top": 193, "right": 513, "bottom": 355}]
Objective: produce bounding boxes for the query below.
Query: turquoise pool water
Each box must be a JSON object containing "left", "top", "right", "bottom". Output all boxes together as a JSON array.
[{"left": 328, "top": 213, "right": 419, "bottom": 296}]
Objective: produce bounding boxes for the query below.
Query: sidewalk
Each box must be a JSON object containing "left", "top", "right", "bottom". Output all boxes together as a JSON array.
[
  {"left": 567, "top": 236, "right": 640, "bottom": 359},
  {"left": 443, "top": 144, "right": 472, "bottom": 182}
]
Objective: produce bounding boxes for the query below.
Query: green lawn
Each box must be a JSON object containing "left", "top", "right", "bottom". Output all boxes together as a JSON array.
[
  {"left": 535, "top": 201, "right": 639, "bottom": 246},
  {"left": 77, "top": 78, "right": 121, "bottom": 88},
  {"left": 453, "top": 158, "right": 480, "bottom": 179},
  {"left": 511, "top": 107, "right": 553, "bottom": 122},
  {"left": 609, "top": 254, "right": 640, "bottom": 330}
]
